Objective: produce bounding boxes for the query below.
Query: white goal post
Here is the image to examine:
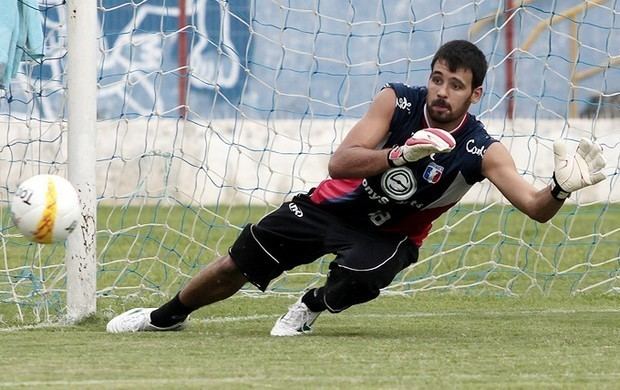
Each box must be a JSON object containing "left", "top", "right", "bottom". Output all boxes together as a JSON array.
[{"left": 65, "top": 0, "right": 97, "bottom": 322}]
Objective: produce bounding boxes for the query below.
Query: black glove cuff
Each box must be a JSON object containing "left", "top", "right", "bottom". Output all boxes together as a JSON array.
[
  {"left": 387, "top": 146, "right": 399, "bottom": 168},
  {"left": 551, "top": 174, "right": 571, "bottom": 201}
]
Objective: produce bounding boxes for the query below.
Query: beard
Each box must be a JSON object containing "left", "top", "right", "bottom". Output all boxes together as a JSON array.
[{"left": 428, "top": 98, "right": 466, "bottom": 124}]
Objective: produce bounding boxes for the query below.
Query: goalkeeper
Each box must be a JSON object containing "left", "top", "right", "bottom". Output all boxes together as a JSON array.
[{"left": 107, "top": 40, "right": 606, "bottom": 336}]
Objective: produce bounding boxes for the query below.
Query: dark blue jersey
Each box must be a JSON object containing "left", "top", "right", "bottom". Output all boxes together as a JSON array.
[{"left": 310, "top": 83, "right": 498, "bottom": 246}]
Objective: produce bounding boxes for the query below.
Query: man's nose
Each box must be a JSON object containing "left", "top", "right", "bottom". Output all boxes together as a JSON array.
[{"left": 437, "top": 84, "right": 448, "bottom": 98}]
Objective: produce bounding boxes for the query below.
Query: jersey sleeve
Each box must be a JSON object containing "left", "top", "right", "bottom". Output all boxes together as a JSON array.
[
  {"left": 462, "top": 125, "right": 499, "bottom": 184},
  {"left": 380, "top": 83, "right": 426, "bottom": 145}
]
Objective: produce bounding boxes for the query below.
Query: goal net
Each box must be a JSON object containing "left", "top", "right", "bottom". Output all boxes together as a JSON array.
[{"left": 1, "top": 0, "right": 619, "bottom": 324}]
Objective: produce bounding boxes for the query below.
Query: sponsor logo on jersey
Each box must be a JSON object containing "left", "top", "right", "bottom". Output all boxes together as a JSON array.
[
  {"left": 423, "top": 162, "right": 444, "bottom": 184},
  {"left": 396, "top": 97, "right": 411, "bottom": 114},
  {"left": 288, "top": 202, "right": 303, "bottom": 217},
  {"left": 381, "top": 167, "right": 417, "bottom": 201},
  {"left": 362, "top": 179, "right": 390, "bottom": 205},
  {"left": 466, "top": 139, "right": 486, "bottom": 157}
]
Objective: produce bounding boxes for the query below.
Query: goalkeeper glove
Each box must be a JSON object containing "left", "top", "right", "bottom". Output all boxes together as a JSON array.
[
  {"left": 388, "top": 128, "right": 456, "bottom": 167},
  {"left": 551, "top": 138, "right": 606, "bottom": 200}
]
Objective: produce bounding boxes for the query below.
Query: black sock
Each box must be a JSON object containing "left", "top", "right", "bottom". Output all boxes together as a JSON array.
[
  {"left": 150, "top": 292, "right": 194, "bottom": 328},
  {"left": 301, "top": 288, "right": 327, "bottom": 312}
]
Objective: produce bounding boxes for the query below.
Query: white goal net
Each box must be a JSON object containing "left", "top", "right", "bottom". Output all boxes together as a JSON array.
[{"left": 0, "top": 0, "right": 619, "bottom": 324}]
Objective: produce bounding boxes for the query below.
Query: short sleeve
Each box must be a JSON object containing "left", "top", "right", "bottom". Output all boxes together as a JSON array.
[{"left": 380, "top": 83, "right": 427, "bottom": 146}]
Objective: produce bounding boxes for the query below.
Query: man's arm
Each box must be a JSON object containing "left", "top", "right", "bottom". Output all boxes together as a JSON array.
[
  {"left": 483, "top": 139, "right": 606, "bottom": 223},
  {"left": 327, "top": 88, "right": 396, "bottom": 179},
  {"left": 482, "top": 142, "right": 562, "bottom": 223},
  {"left": 328, "top": 88, "right": 455, "bottom": 179}
]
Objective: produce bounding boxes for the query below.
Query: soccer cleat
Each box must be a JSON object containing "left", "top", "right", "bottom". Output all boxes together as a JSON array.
[
  {"left": 270, "top": 298, "right": 321, "bottom": 336},
  {"left": 106, "top": 308, "right": 187, "bottom": 333}
]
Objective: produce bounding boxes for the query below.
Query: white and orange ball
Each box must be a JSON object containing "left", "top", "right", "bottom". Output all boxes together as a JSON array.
[{"left": 10, "top": 174, "right": 80, "bottom": 244}]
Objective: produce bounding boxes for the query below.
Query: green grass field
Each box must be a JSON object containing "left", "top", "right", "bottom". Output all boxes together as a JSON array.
[
  {"left": 1, "top": 203, "right": 619, "bottom": 388},
  {"left": 1, "top": 295, "right": 619, "bottom": 388}
]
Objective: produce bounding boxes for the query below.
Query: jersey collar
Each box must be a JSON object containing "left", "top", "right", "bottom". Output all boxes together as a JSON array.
[{"left": 423, "top": 103, "right": 468, "bottom": 136}]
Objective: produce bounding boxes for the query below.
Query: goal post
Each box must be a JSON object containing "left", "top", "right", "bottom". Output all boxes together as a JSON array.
[
  {"left": 0, "top": 1, "right": 618, "bottom": 325},
  {"left": 65, "top": 0, "right": 97, "bottom": 323}
]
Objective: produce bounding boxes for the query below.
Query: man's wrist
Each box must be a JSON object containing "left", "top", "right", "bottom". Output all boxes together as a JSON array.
[
  {"left": 551, "top": 174, "right": 571, "bottom": 201},
  {"left": 387, "top": 146, "right": 402, "bottom": 167}
]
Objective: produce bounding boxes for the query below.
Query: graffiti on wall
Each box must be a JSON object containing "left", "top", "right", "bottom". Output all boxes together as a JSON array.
[{"left": 2, "top": 0, "right": 249, "bottom": 119}]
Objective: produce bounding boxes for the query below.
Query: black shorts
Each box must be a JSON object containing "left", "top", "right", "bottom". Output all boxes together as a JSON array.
[{"left": 229, "top": 194, "right": 419, "bottom": 291}]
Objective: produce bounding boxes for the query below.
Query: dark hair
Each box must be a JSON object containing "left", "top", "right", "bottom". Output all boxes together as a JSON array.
[{"left": 431, "top": 40, "right": 488, "bottom": 89}]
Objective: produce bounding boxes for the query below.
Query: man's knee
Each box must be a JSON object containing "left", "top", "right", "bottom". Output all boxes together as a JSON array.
[{"left": 322, "top": 266, "right": 385, "bottom": 313}]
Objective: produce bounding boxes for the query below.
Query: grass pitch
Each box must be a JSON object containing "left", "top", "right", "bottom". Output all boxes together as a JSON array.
[
  {"left": 1, "top": 294, "right": 619, "bottom": 389},
  {"left": 1, "top": 203, "right": 619, "bottom": 388}
]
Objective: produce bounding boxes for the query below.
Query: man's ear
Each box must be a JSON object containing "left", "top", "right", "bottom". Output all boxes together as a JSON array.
[{"left": 470, "top": 86, "right": 483, "bottom": 104}]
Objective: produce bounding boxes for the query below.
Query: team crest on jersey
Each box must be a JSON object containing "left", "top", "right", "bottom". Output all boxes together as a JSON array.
[
  {"left": 381, "top": 167, "right": 417, "bottom": 201},
  {"left": 423, "top": 162, "right": 444, "bottom": 184}
]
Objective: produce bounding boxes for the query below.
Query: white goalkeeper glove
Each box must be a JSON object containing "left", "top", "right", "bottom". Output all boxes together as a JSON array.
[
  {"left": 551, "top": 138, "right": 606, "bottom": 200},
  {"left": 388, "top": 128, "right": 456, "bottom": 167}
]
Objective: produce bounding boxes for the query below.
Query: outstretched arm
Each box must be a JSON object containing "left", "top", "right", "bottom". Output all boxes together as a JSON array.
[
  {"left": 482, "top": 139, "right": 606, "bottom": 223},
  {"left": 482, "top": 142, "right": 561, "bottom": 222}
]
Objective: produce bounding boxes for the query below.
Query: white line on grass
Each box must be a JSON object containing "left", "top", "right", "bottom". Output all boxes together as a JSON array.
[
  {"left": 1, "top": 307, "right": 619, "bottom": 331},
  {"left": 2, "top": 372, "right": 620, "bottom": 387},
  {"left": 0, "top": 377, "right": 267, "bottom": 387},
  {"left": 0, "top": 322, "right": 69, "bottom": 332},
  {"left": 202, "top": 307, "right": 620, "bottom": 324}
]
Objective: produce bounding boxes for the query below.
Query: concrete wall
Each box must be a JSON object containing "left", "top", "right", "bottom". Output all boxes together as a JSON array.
[{"left": 0, "top": 118, "right": 617, "bottom": 206}]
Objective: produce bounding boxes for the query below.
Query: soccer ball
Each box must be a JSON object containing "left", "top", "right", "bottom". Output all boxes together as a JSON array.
[{"left": 10, "top": 174, "right": 81, "bottom": 244}]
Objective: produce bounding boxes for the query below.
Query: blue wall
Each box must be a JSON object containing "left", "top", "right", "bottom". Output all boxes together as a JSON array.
[{"left": 3, "top": 0, "right": 619, "bottom": 120}]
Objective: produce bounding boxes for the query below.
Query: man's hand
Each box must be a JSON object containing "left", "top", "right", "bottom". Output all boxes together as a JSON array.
[
  {"left": 388, "top": 128, "right": 456, "bottom": 167},
  {"left": 551, "top": 138, "right": 606, "bottom": 200}
]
